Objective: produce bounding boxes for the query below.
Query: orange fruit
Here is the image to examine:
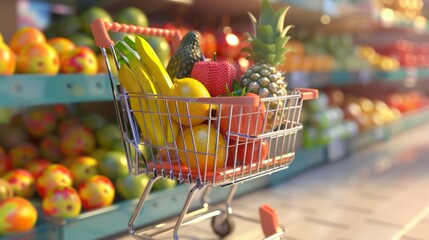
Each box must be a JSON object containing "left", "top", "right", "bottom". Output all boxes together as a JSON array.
[
  {"left": 16, "top": 42, "right": 59, "bottom": 74},
  {"left": 0, "top": 43, "right": 16, "bottom": 75},
  {"left": 10, "top": 27, "right": 46, "bottom": 54},
  {"left": 168, "top": 78, "right": 211, "bottom": 126},
  {"left": 176, "top": 124, "right": 226, "bottom": 172},
  {"left": 47, "top": 37, "right": 75, "bottom": 56},
  {"left": 0, "top": 197, "right": 38, "bottom": 234}
]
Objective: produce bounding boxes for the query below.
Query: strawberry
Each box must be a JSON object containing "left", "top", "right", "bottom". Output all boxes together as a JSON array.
[{"left": 191, "top": 54, "right": 239, "bottom": 97}]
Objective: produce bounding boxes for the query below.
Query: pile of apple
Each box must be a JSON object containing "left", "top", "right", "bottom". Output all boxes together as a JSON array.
[
  {"left": 0, "top": 27, "right": 98, "bottom": 76},
  {"left": 0, "top": 104, "right": 177, "bottom": 235}
]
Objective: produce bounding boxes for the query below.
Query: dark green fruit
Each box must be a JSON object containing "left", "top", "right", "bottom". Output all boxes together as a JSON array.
[{"left": 166, "top": 31, "right": 204, "bottom": 80}]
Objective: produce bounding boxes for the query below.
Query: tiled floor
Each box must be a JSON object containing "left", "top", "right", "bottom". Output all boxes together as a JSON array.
[{"left": 116, "top": 122, "right": 429, "bottom": 240}]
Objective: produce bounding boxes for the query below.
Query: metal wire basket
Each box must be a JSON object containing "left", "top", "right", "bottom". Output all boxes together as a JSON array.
[{"left": 91, "top": 19, "right": 318, "bottom": 240}]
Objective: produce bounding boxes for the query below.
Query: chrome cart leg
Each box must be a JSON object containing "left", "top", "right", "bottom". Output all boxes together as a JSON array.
[
  {"left": 128, "top": 175, "right": 162, "bottom": 236},
  {"left": 210, "top": 184, "right": 238, "bottom": 238},
  {"left": 173, "top": 183, "right": 200, "bottom": 240}
]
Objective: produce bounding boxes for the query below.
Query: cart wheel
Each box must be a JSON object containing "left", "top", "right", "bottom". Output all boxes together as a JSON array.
[{"left": 211, "top": 213, "right": 234, "bottom": 238}]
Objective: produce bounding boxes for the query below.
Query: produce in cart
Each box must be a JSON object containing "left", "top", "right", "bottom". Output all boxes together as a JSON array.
[{"left": 240, "top": 0, "right": 294, "bottom": 130}]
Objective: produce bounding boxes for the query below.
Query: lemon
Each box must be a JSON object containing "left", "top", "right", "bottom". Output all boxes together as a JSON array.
[
  {"left": 169, "top": 78, "right": 211, "bottom": 126},
  {"left": 177, "top": 124, "right": 226, "bottom": 172}
]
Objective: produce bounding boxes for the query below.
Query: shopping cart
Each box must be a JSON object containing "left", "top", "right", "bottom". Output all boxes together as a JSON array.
[{"left": 91, "top": 19, "right": 318, "bottom": 239}]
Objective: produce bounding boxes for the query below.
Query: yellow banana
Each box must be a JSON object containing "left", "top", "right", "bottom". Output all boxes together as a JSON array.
[
  {"left": 118, "top": 64, "right": 167, "bottom": 146},
  {"left": 135, "top": 36, "right": 173, "bottom": 95},
  {"left": 128, "top": 54, "right": 158, "bottom": 94}
]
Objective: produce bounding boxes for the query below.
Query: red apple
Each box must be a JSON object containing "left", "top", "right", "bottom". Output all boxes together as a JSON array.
[
  {"left": 25, "top": 158, "right": 51, "bottom": 178},
  {"left": 78, "top": 175, "right": 115, "bottom": 210},
  {"left": 60, "top": 125, "right": 95, "bottom": 157},
  {"left": 69, "top": 156, "right": 98, "bottom": 188},
  {"left": 9, "top": 143, "right": 39, "bottom": 169},
  {"left": 42, "top": 186, "right": 81, "bottom": 219},
  {"left": 22, "top": 107, "right": 57, "bottom": 138},
  {"left": 40, "top": 135, "right": 62, "bottom": 162},
  {"left": 36, "top": 164, "right": 73, "bottom": 198},
  {"left": 3, "top": 169, "right": 36, "bottom": 198},
  {"left": 60, "top": 46, "right": 98, "bottom": 74}
]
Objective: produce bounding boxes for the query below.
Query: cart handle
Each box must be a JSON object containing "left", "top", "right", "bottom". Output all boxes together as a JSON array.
[
  {"left": 90, "top": 18, "right": 183, "bottom": 50},
  {"left": 296, "top": 88, "right": 318, "bottom": 100}
]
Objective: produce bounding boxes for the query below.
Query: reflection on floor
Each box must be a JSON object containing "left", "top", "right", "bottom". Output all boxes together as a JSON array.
[{"left": 117, "top": 123, "right": 429, "bottom": 240}]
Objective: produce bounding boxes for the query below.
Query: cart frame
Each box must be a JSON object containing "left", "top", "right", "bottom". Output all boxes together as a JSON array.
[{"left": 91, "top": 19, "right": 318, "bottom": 239}]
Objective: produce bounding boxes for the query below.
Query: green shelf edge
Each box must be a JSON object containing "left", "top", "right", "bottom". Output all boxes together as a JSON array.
[{"left": 0, "top": 74, "right": 113, "bottom": 107}]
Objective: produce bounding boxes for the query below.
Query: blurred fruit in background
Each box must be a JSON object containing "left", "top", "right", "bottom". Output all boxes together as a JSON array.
[
  {"left": 60, "top": 46, "right": 98, "bottom": 74},
  {"left": 47, "top": 37, "right": 76, "bottom": 57},
  {"left": 115, "top": 174, "right": 149, "bottom": 199},
  {"left": 78, "top": 175, "right": 115, "bottom": 210},
  {"left": 60, "top": 125, "right": 95, "bottom": 157},
  {"left": 66, "top": 32, "right": 97, "bottom": 52},
  {"left": 9, "top": 27, "right": 46, "bottom": 54},
  {"left": 40, "top": 135, "right": 62, "bottom": 163},
  {"left": 36, "top": 164, "right": 73, "bottom": 198},
  {"left": 115, "top": 7, "right": 148, "bottom": 27},
  {"left": 50, "top": 16, "right": 82, "bottom": 38},
  {"left": 98, "top": 151, "right": 128, "bottom": 180},
  {"left": 95, "top": 123, "right": 121, "bottom": 149},
  {"left": 199, "top": 30, "right": 218, "bottom": 59},
  {"left": 215, "top": 26, "right": 241, "bottom": 59},
  {"left": 81, "top": 113, "right": 107, "bottom": 131},
  {"left": 16, "top": 42, "right": 60, "bottom": 74},
  {"left": 25, "top": 158, "right": 50, "bottom": 179},
  {"left": 2, "top": 169, "right": 36, "bottom": 198},
  {"left": 152, "top": 178, "right": 178, "bottom": 192},
  {"left": 9, "top": 142, "right": 39, "bottom": 169},
  {"left": 0, "top": 147, "right": 11, "bottom": 176},
  {"left": 0, "top": 197, "right": 37, "bottom": 234},
  {"left": 143, "top": 35, "right": 171, "bottom": 67},
  {"left": 0, "top": 179, "right": 14, "bottom": 201},
  {"left": 69, "top": 156, "right": 98, "bottom": 188},
  {"left": 0, "top": 43, "right": 16, "bottom": 75},
  {"left": 23, "top": 107, "right": 57, "bottom": 138},
  {"left": 96, "top": 52, "right": 117, "bottom": 75},
  {"left": 42, "top": 186, "right": 81, "bottom": 219},
  {"left": 80, "top": 7, "right": 112, "bottom": 34}
]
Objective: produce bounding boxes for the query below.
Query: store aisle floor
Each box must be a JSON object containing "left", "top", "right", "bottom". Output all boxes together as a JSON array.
[{"left": 115, "top": 122, "right": 429, "bottom": 240}]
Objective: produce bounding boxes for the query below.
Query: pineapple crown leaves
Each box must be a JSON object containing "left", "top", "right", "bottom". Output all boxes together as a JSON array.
[
  {"left": 244, "top": 0, "right": 294, "bottom": 67},
  {"left": 225, "top": 79, "right": 248, "bottom": 96}
]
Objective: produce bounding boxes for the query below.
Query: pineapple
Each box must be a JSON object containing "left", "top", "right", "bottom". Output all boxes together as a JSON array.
[{"left": 240, "top": 0, "right": 293, "bottom": 129}]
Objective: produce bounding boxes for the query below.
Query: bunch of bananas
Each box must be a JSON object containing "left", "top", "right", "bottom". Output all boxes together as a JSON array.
[{"left": 115, "top": 36, "right": 178, "bottom": 147}]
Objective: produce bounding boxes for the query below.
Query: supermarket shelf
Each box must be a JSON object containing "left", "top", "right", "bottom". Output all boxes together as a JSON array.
[
  {"left": 287, "top": 68, "right": 429, "bottom": 88},
  {"left": 1, "top": 107, "right": 428, "bottom": 240},
  {"left": 0, "top": 74, "right": 113, "bottom": 107}
]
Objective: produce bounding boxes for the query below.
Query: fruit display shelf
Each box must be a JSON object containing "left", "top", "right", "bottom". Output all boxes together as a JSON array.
[
  {"left": 0, "top": 176, "right": 271, "bottom": 240},
  {"left": 1, "top": 107, "right": 428, "bottom": 240},
  {"left": 287, "top": 67, "right": 429, "bottom": 89},
  {"left": 0, "top": 74, "right": 113, "bottom": 107}
]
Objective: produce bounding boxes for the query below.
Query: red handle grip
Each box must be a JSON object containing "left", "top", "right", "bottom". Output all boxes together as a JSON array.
[
  {"left": 295, "top": 88, "right": 318, "bottom": 100},
  {"left": 90, "top": 18, "right": 182, "bottom": 50}
]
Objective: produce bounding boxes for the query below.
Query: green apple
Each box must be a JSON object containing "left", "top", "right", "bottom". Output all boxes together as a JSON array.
[
  {"left": 96, "top": 123, "right": 121, "bottom": 149},
  {"left": 115, "top": 174, "right": 149, "bottom": 199},
  {"left": 152, "top": 178, "right": 177, "bottom": 192},
  {"left": 98, "top": 151, "right": 129, "bottom": 180}
]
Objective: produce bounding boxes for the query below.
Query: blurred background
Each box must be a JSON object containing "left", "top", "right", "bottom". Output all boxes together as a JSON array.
[{"left": 1, "top": 0, "right": 429, "bottom": 239}]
